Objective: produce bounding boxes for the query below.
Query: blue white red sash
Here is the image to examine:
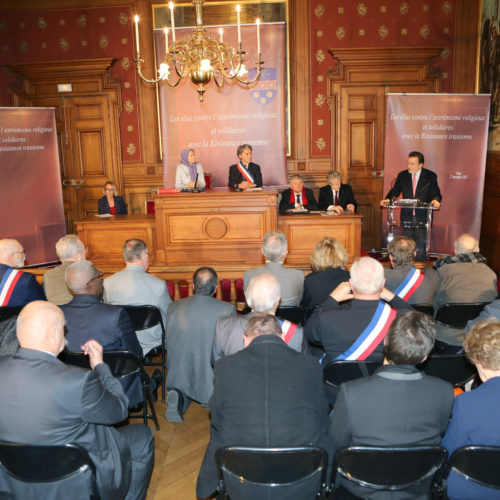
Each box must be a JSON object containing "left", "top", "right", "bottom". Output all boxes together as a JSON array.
[
  {"left": 394, "top": 267, "right": 424, "bottom": 302},
  {"left": 237, "top": 161, "right": 255, "bottom": 184},
  {"left": 278, "top": 318, "right": 298, "bottom": 345},
  {"left": 0, "top": 268, "right": 22, "bottom": 306},
  {"left": 334, "top": 301, "right": 396, "bottom": 361}
]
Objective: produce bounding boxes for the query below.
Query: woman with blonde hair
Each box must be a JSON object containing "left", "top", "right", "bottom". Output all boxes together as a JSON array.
[
  {"left": 97, "top": 181, "right": 127, "bottom": 215},
  {"left": 302, "top": 237, "right": 350, "bottom": 309}
]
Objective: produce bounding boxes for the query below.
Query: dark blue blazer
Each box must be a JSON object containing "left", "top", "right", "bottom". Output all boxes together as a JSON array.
[
  {"left": 442, "top": 376, "right": 500, "bottom": 499},
  {"left": 98, "top": 195, "right": 128, "bottom": 215},
  {"left": 228, "top": 162, "right": 263, "bottom": 187},
  {"left": 0, "top": 264, "right": 45, "bottom": 307},
  {"left": 318, "top": 184, "right": 357, "bottom": 211},
  {"left": 61, "top": 294, "right": 143, "bottom": 406},
  {"left": 279, "top": 187, "right": 318, "bottom": 211}
]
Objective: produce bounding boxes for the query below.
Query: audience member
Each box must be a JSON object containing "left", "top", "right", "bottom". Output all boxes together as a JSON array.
[
  {"left": 212, "top": 273, "right": 304, "bottom": 363},
  {"left": 330, "top": 312, "right": 453, "bottom": 499},
  {"left": 279, "top": 174, "right": 319, "bottom": 211},
  {"left": 197, "top": 314, "right": 332, "bottom": 498},
  {"left": 433, "top": 234, "right": 497, "bottom": 352},
  {"left": 244, "top": 230, "right": 304, "bottom": 307},
  {"left": 465, "top": 298, "right": 500, "bottom": 332},
  {"left": 318, "top": 170, "right": 357, "bottom": 213},
  {"left": 104, "top": 239, "right": 171, "bottom": 356},
  {"left": 306, "top": 256, "right": 413, "bottom": 366},
  {"left": 302, "top": 237, "right": 350, "bottom": 310},
  {"left": 384, "top": 235, "right": 438, "bottom": 305},
  {"left": 0, "top": 301, "right": 154, "bottom": 500},
  {"left": 165, "top": 267, "right": 236, "bottom": 423},
  {"left": 43, "top": 235, "right": 86, "bottom": 305},
  {"left": 0, "top": 238, "right": 45, "bottom": 306},
  {"left": 442, "top": 318, "right": 500, "bottom": 500},
  {"left": 61, "top": 261, "right": 153, "bottom": 407}
]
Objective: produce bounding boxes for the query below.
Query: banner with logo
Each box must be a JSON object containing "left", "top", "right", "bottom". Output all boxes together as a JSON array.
[
  {"left": 0, "top": 107, "right": 65, "bottom": 265},
  {"left": 156, "top": 23, "right": 287, "bottom": 187},
  {"left": 383, "top": 94, "right": 491, "bottom": 255}
]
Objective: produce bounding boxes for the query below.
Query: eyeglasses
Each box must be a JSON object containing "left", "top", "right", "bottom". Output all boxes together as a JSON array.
[{"left": 86, "top": 273, "right": 104, "bottom": 286}]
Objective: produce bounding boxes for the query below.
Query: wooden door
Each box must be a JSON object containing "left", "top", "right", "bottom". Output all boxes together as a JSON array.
[
  {"left": 327, "top": 47, "right": 442, "bottom": 250},
  {"left": 8, "top": 59, "right": 123, "bottom": 231}
]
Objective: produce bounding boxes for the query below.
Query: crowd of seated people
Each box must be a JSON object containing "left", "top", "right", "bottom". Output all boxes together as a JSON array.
[{"left": 0, "top": 229, "right": 499, "bottom": 500}]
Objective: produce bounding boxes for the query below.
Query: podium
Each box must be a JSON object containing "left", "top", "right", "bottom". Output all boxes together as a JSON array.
[{"left": 384, "top": 200, "right": 437, "bottom": 258}]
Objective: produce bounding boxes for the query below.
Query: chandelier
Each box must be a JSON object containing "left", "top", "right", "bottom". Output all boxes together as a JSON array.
[{"left": 133, "top": 0, "right": 264, "bottom": 102}]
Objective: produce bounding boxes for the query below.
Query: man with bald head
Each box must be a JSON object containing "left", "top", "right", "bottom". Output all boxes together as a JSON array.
[
  {"left": 43, "top": 234, "right": 87, "bottom": 305},
  {"left": 306, "top": 256, "right": 413, "bottom": 366},
  {"left": 61, "top": 260, "right": 147, "bottom": 406},
  {"left": 433, "top": 233, "right": 497, "bottom": 352},
  {"left": 212, "top": 273, "right": 305, "bottom": 363},
  {"left": 0, "top": 238, "right": 45, "bottom": 306},
  {"left": 0, "top": 301, "right": 154, "bottom": 500}
]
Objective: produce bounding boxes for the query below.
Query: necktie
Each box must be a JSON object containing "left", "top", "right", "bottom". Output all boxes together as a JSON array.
[
  {"left": 296, "top": 194, "right": 300, "bottom": 205},
  {"left": 412, "top": 174, "right": 417, "bottom": 198},
  {"left": 334, "top": 190, "right": 338, "bottom": 206}
]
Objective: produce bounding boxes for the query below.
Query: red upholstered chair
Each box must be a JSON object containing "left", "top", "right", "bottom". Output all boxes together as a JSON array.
[
  {"left": 145, "top": 200, "right": 155, "bottom": 214},
  {"left": 204, "top": 173, "right": 213, "bottom": 188}
]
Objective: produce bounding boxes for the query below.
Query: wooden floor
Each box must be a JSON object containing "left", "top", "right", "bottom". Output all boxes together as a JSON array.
[{"left": 144, "top": 387, "right": 212, "bottom": 500}]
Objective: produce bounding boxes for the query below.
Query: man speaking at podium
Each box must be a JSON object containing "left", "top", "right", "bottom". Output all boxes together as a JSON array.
[{"left": 380, "top": 151, "right": 442, "bottom": 261}]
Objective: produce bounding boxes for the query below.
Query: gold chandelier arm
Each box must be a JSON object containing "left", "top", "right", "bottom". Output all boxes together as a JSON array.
[
  {"left": 234, "top": 60, "right": 264, "bottom": 84},
  {"left": 135, "top": 58, "right": 164, "bottom": 84},
  {"left": 212, "top": 71, "right": 225, "bottom": 88}
]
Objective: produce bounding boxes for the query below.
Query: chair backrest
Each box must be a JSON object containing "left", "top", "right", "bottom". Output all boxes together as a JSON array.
[
  {"left": 123, "top": 305, "right": 164, "bottom": 333},
  {"left": 276, "top": 306, "right": 305, "bottom": 325},
  {"left": 324, "top": 360, "right": 381, "bottom": 389},
  {"left": 419, "top": 354, "right": 476, "bottom": 387},
  {"left": 412, "top": 303, "right": 434, "bottom": 316},
  {"left": 440, "top": 445, "right": 500, "bottom": 494},
  {"left": 435, "top": 303, "right": 489, "bottom": 329},
  {"left": 332, "top": 446, "right": 447, "bottom": 495},
  {"left": 216, "top": 446, "right": 328, "bottom": 500},
  {"left": 0, "top": 306, "right": 23, "bottom": 321},
  {"left": 204, "top": 173, "right": 213, "bottom": 189},
  {"left": 0, "top": 441, "right": 97, "bottom": 499}
]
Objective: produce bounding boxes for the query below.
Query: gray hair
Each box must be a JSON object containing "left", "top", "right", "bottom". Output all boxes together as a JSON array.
[
  {"left": 55, "top": 235, "right": 85, "bottom": 261},
  {"left": 65, "top": 260, "right": 98, "bottom": 293},
  {"left": 123, "top": 239, "right": 147, "bottom": 263},
  {"left": 244, "top": 314, "right": 282, "bottom": 340},
  {"left": 454, "top": 234, "right": 479, "bottom": 254},
  {"left": 262, "top": 231, "right": 288, "bottom": 262},
  {"left": 350, "top": 257, "right": 385, "bottom": 294},
  {"left": 326, "top": 171, "right": 341, "bottom": 183},
  {"left": 245, "top": 274, "right": 281, "bottom": 313},
  {"left": 387, "top": 236, "right": 416, "bottom": 266},
  {"left": 193, "top": 267, "right": 218, "bottom": 295},
  {"left": 237, "top": 144, "right": 252, "bottom": 156}
]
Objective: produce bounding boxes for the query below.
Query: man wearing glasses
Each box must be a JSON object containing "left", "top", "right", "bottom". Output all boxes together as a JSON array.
[{"left": 0, "top": 238, "right": 45, "bottom": 307}]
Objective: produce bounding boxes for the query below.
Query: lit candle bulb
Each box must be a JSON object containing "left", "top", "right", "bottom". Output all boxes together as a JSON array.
[
  {"left": 169, "top": 2, "right": 176, "bottom": 45},
  {"left": 219, "top": 27, "right": 223, "bottom": 42},
  {"left": 236, "top": 5, "right": 241, "bottom": 47},
  {"left": 134, "top": 15, "right": 140, "bottom": 57},
  {"left": 256, "top": 18, "right": 260, "bottom": 55}
]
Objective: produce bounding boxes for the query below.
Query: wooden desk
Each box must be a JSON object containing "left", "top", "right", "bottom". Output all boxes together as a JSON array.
[
  {"left": 278, "top": 212, "right": 363, "bottom": 266},
  {"left": 153, "top": 188, "right": 278, "bottom": 267},
  {"left": 75, "top": 214, "right": 155, "bottom": 269}
]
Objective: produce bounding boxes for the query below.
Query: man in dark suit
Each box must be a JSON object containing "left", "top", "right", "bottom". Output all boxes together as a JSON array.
[
  {"left": 197, "top": 314, "right": 332, "bottom": 498},
  {"left": 228, "top": 144, "right": 263, "bottom": 189},
  {"left": 0, "top": 238, "right": 45, "bottom": 307},
  {"left": 165, "top": 266, "right": 236, "bottom": 423},
  {"left": 318, "top": 170, "right": 357, "bottom": 213},
  {"left": 61, "top": 260, "right": 151, "bottom": 407},
  {"left": 279, "top": 174, "right": 319, "bottom": 211},
  {"left": 330, "top": 311, "right": 454, "bottom": 500},
  {"left": 0, "top": 301, "right": 154, "bottom": 500},
  {"left": 381, "top": 151, "right": 442, "bottom": 260}
]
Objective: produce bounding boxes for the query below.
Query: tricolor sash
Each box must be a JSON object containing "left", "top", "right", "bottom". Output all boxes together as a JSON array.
[
  {"left": 0, "top": 268, "right": 22, "bottom": 306},
  {"left": 334, "top": 301, "right": 396, "bottom": 361},
  {"left": 288, "top": 188, "right": 309, "bottom": 206},
  {"left": 278, "top": 318, "right": 298, "bottom": 345},
  {"left": 394, "top": 267, "right": 424, "bottom": 302},
  {"left": 237, "top": 161, "right": 255, "bottom": 184}
]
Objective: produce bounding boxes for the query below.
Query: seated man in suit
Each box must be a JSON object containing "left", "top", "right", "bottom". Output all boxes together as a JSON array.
[
  {"left": 433, "top": 233, "right": 497, "bottom": 353},
  {"left": 228, "top": 144, "right": 263, "bottom": 189},
  {"left": 330, "top": 311, "right": 454, "bottom": 500},
  {"left": 244, "top": 230, "right": 304, "bottom": 307},
  {"left": 384, "top": 235, "right": 438, "bottom": 305},
  {"left": 61, "top": 260, "right": 158, "bottom": 407},
  {"left": 0, "top": 301, "right": 154, "bottom": 500},
  {"left": 165, "top": 267, "right": 236, "bottom": 423},
  {"left": 43, "top": 235, "right": 87, "bottom": 305},
  {"left": 306, "top": 256, "right": 413, "bottom": 366},
  {"left": 279, "top": 174, "right": 319, "bottom": 211},
  {"left": 197, "top": 314, "right": 332, "bottom": 499},
  {"left": 0, "top": 238, "right": 45, "bottom": 307},
  {"left": 318, "top": 170, "right": 357, "bottom": 213},
  {"left": 104, "top": 238, "right": 171, "bottom": 356},
  {"left": 442, "top": 318, "right": 500, "bottom": 500},
  {"left": 212, "top": 273, "right": 304, "bottom": 363}
]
